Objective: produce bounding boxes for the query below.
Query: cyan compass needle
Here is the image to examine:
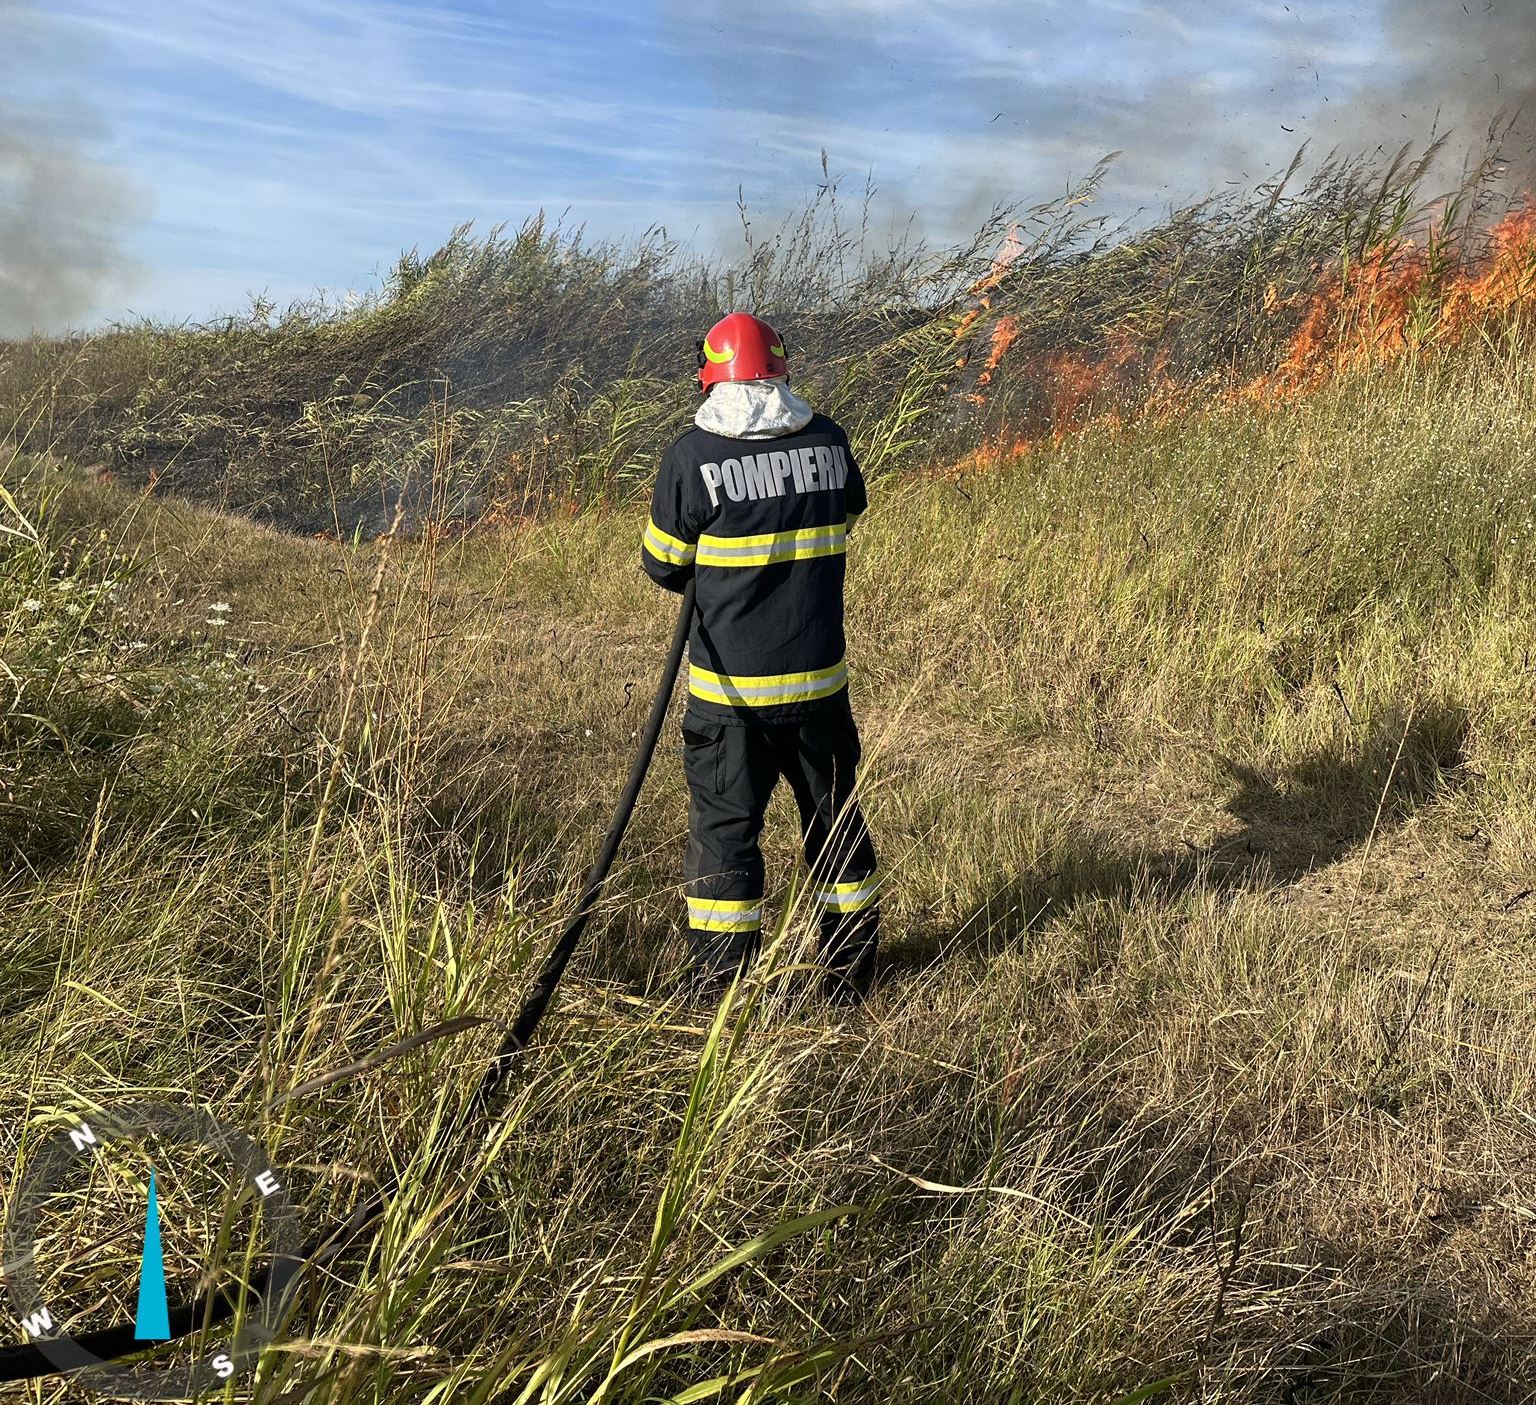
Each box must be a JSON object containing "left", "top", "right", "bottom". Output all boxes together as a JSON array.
[{"left": 132, "top": 1172, "right": 170, "bottom": 1342}]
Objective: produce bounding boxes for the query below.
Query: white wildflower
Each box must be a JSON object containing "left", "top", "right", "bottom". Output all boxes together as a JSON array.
[
  {"left": 21, "top": 599, "right": 42, "bottom": 613},
  {"left": 208, "top": 602, "right": 231, "bottom": 613}
]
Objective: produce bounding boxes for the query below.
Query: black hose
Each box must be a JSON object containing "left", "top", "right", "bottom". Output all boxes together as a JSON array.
[
  {"left": 0, "top": 579, "right": 696, "bottom": 1382},
  {"left": 471, "top": 575, "right": 696, "bottom": 1111}
]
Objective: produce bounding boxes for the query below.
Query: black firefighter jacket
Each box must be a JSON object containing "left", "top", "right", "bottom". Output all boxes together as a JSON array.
[{"left": 642, "top": 412, "right": 867, "bottom": 723}]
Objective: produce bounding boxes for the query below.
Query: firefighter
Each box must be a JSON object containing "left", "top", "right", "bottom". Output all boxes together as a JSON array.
[{"left": 642, "top": 311, "right": 880, "bottom": 1003}]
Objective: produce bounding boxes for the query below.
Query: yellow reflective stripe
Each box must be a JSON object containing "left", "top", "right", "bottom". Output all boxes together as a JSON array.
[
  {"left": 646, "top": 517, "right": 694, "bottom": 554},
  {"left": 689, "top": 658, "right": 847, "bottom": 707},
  {"left": 696, "top": 541, "right": 843, "bottom": 567},
  {"left": 816, "top": 874, "right": 882, "bottom": 912},
  {"left": 687, "top": 896, "right": 759, "bottom": 914},
  {"left": 644, "top": 517, "right": 695, "bottom": 565},
  {"left": 700, "top": 523, "right": 845, "bottom": 551},
  {"left": 696, "top": 523, "right": 846, "bottom": 568},
  {"left": 686, "top": 896, "right": 762, "bottom": 932},
  {"left": 691, "top": 660, "right": 847, "bottom": 688}
]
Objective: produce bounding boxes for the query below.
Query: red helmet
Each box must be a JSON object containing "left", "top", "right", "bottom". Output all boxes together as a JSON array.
[{"left": 697, "top": 311, "right": 788, "bottom": 392}]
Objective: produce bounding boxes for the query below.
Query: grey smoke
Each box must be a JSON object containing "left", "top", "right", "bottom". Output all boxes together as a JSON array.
[
  {"left": 0, "top": 0, "right": 140, "bottom": 338},
  {"left": 672, "top": 0, "right": 1536, "bottom": 249},
  {"left": 1327, "top": 0, "right": 1536, "bottom": 186}
]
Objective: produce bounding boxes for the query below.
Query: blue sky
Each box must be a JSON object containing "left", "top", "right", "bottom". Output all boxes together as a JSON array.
[{"left": 7, "top": 0, "right": 1521, "bottom": 329}]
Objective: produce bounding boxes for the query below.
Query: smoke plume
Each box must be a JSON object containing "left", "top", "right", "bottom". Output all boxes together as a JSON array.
[
  {"left": 0, "top": 0, "right": 139, "bottom": 337},
  {"left": 1319, "top": 0, "right": 1536, "bottom": 188}
]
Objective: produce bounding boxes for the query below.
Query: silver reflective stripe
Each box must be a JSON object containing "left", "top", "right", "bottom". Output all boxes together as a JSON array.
[
  {"left": 817, "top": 884, "right": 880, "bottom": 910},
  {"left": 644, "top": 521, "right": 695, "bottom": 563},
  {"left": 701, "top": 532, "right": 845, "bottom": 559},
  {"left": 692, "top": 665, "right": 847, "bottom": 699}
]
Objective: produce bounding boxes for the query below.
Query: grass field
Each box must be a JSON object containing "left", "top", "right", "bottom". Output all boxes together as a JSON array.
[{"left": 3, "top": 309, "right": 1536, "bottom": 1403}]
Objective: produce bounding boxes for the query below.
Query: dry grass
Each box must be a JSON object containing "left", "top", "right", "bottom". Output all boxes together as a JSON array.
[
  {"left": 3, "top": 143, "right": 1514, "bottom": 539},
  {"left": 2, "top": 326, "right": 1536, "bottom": 1403}
]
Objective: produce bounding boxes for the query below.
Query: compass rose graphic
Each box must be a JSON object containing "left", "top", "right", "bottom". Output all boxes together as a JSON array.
[{"left": 3, "top": 1102, "right": 302, "bottom": 1400}]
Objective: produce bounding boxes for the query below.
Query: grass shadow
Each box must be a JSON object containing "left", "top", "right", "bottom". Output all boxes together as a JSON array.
[{"left": 888, "top": 700, "right": 1471, "bottom": 976}]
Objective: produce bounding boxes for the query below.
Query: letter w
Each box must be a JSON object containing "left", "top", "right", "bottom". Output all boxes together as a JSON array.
[{"left": 20, "top": 1306, "right": 53, "bottom": 1337}]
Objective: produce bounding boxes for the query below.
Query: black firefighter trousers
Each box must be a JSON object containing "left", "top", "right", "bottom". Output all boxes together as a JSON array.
[{"left": 681, "top": 692, "right": 880, "bottom": 1000}]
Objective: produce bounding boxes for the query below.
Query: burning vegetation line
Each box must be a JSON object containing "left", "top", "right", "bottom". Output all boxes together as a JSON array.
[
  {"left": 4, "top": 145, "right": 1535, "bottom": 526},
  {"left": 952, "top": 188, "right": 1536, "bottom": 475}
]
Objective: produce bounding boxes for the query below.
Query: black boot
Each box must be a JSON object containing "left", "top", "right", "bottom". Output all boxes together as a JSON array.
[
  {"left": 683, "top": 929, "right": 755, "bottom": 1005},
  {"left": 819, "top": 925, "right": 877, "bottom": 1006}
]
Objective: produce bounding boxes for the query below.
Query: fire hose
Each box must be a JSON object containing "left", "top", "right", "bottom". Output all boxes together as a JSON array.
[{"left": 0, "top": 579, "right": 697, "bottom": 1383}]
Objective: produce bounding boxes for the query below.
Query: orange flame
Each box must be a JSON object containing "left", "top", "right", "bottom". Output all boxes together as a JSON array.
[
  {"left": 975, "top": 315, "right": 1019, "bottom": 387},
  {"left": 968, "top": 223, "right": 1026, "bottom": 298},
  {"left": 948, "top": 199, "right": 1536, "bottom": 478},
  {"left": 1239, "top": 200, "right": 1536, "bottom": 404},
  {"left": 1438, "top": 204, "right": 1536, "bottom": 335}
]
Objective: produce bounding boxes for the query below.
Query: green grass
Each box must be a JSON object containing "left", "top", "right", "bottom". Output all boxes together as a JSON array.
[{"left": 3, "top": 330, "right": 1536, "bottom": 1403}]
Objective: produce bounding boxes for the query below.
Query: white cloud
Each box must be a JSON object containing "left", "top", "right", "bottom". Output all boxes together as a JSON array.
[{"left": 37, "top": 0, "right": 1430, "bottom": 326}]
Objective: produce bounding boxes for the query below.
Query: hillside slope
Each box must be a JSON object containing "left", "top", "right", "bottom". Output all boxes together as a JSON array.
[{"left": 3, "top": 343, "right": 1536, "bottom": 1401}]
